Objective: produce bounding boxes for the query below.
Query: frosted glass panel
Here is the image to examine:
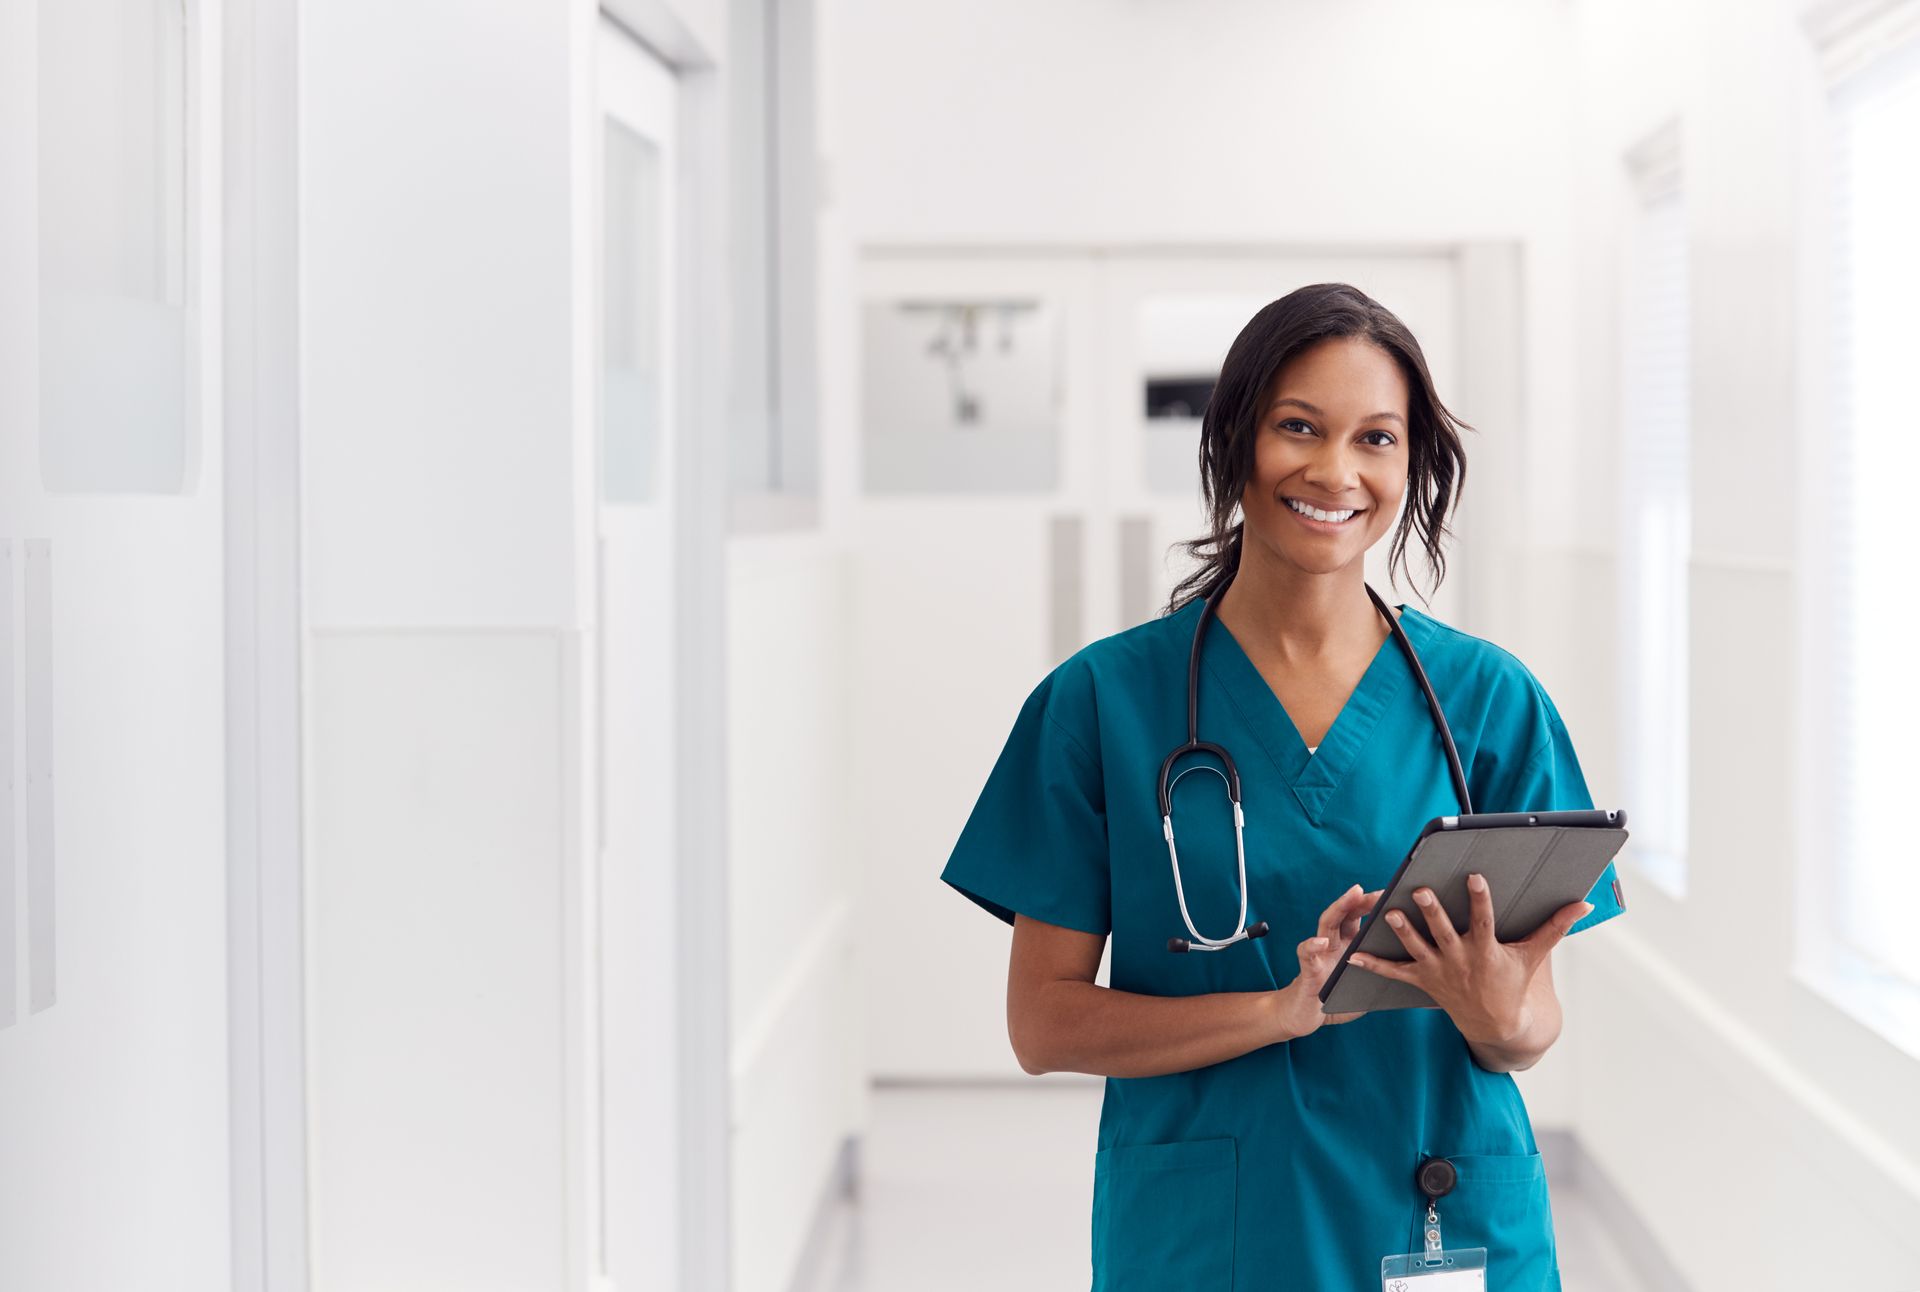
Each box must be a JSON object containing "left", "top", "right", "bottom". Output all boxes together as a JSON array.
[
  {"left": 38, "top": 0, "right": 193, "bottom": 494},
  {"left": 1136, "top": 295, "right": 1267, "bottom": 496},
  {"left": 601, "top": 118, "right": 663, "bottom": 504},
  {"left": 862, "top": 300, "right": 1059, "bottom": 493}
]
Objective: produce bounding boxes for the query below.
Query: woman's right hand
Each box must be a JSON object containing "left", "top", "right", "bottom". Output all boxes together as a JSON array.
[{"left": 1274, "top": 882, "right": 1383, "bottom": 1040}]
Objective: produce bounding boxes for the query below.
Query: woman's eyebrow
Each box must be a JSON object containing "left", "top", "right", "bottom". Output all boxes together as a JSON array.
[{"left": 1268, "top": 397, "right": 1406, "bottom": 428}]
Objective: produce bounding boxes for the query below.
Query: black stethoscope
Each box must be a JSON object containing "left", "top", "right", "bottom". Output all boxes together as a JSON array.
[{"left": 1157, "top": 575, "right": 1475, "bottom": 953}]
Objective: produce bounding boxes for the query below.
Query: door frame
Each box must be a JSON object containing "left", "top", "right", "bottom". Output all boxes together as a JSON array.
[
  {"left": 595, "top": 5, "right": 734, "bottom": 1290},
  {"left": 222, "top": 0, "right": 309, "bottom": 1287}
]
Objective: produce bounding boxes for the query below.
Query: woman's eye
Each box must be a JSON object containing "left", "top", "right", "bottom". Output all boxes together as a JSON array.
[{"left": 1279, "top": 419, "right": 1394, "bottom": 448}]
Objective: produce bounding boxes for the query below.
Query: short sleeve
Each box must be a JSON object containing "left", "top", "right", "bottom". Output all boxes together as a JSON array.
[
  {"left": 940, "top": 663, "right": 1111, "bottom": 936},
  {"left": 1479, "top": 688, "right": 1627, "bottom": 938}
]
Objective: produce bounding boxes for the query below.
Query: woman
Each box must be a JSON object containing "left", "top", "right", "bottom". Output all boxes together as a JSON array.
[{"left": 939, "top": 282, "right": 1625, "bottom": 1290}]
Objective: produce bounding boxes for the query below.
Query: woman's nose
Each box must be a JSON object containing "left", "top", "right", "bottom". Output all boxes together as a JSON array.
[{"left": 1302, "top": 440, "right": 1362, "bottom": 490}]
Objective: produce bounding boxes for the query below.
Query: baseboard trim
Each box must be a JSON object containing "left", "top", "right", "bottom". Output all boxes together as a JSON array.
[
  {"left": 1539, "top": 1128, "right": 1693, "bottom": 1292},
  {"left": 871, "top": 1073, "right": 1103, "bottom": 1089},
  {"left": 783, "top": 1135, "right": 861, "bottom": 1292}
]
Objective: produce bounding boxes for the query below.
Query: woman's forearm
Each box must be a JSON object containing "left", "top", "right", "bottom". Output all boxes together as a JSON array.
[{"left": 1011, "top": 978, "right": 1305, "bottom": 1078}]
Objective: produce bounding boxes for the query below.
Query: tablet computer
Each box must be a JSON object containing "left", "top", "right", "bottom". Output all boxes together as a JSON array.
[{"left": 1318, "top": 809, "right": 1628, "bottom": 1014}]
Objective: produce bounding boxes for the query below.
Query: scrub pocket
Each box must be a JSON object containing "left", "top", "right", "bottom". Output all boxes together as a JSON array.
[
  {"left": 1439, "top": 1151, "right": 1559, "bottom": 1291},
  {"left": 1091, "top": 1136, "right": 1237, "bottom": 1292}
]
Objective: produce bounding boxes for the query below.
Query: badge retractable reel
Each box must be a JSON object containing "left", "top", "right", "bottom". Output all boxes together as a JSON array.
[{"left": 1379, "top": 1156, "right": 1489, "bottom": 1290}]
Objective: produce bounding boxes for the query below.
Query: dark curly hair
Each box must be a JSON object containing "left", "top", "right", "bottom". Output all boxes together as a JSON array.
[{"left": 1163, "top": 282, "right": 1473, "bottom": 615}]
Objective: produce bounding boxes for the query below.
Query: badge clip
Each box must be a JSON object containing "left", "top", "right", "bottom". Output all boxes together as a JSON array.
[{"left": 1379, "top": 1156, "right": 1490, "bottom": 1290}]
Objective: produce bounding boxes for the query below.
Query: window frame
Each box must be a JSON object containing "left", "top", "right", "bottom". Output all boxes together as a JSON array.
[{"left": 1792, "top": 0, "right": 1920, "bottom": 1061}]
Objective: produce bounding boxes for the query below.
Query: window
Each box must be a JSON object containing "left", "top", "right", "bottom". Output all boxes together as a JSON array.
[
  {"left": 1802, "top": 22, "right": 1920, "bottom": 1052},
  {"left": 860, "top": 299, "right": 1061, "bottom": 493},
  {"left": 38, "top": 0, "right": 198, "bottom": 494},
  {"left": 1616, "top": 119, "right": 1690, "bottom": 900},
  {"left": 729, "top": 0, "right": 819, "bottom": 527}
]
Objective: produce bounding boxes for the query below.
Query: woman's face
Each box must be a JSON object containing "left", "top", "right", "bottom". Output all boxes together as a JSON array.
[{"left": 1239, "top": 336, "right": 1411, "bottom": 578}]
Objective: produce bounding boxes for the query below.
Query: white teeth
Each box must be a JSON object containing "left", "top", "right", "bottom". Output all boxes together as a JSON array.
[{"left": 1287, "top": 499, "right": 1358, "bottom": 523}]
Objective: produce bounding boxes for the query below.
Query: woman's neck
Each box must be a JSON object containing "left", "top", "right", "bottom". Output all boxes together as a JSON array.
[{"left": 1214, "top": 546, "right": 1390, "bottom": 666}]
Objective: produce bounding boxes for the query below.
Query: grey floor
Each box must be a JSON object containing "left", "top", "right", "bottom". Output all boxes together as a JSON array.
[{"left": 802, "top": 1083, "right": 1651, "bottom": 1292}]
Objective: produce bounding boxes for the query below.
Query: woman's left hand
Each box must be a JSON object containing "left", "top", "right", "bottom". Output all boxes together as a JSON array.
[{"left": 1347, "top": 873, "right": 1592, "bottom": 1049}]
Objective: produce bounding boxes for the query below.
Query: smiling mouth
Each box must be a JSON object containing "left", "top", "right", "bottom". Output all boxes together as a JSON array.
[{"left": 1284, "top": 497, "right": 1367, "bottom": 526}]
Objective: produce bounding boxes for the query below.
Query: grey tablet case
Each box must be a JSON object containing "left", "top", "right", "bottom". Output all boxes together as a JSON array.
[{"left": 1319, "top": 809, "right": 1628, "bottom": 1014}]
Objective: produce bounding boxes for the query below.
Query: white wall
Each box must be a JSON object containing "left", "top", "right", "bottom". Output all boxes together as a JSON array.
[
  {"left": 817, "top": 0, "right": 1592, "bottom": 561},
  {"left": 728, "top": 535, "right": 864, "bottom": 1292},
  {"left": 0, "top": 2, "right": 235, "bottom": 1287},
  {"left": 306, "top": 633, "right": 573, "bottom": 1288},
  {"left": 301, "top": 3, "right": 593, "bottom": 1287},
  {"left": 1557, "top": 0, "right": 1920, "bottom": 1283},
  {"left": 302, "top": 7, "right": 581, "bottom": 633}
]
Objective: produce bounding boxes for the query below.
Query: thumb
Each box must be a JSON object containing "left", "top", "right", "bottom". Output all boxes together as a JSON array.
[{"left": 1519, "top": 900, "right": 1592, "bottom": 958}]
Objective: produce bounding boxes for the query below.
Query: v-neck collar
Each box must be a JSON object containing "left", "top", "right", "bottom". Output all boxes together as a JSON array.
[{"left": 1195, "top": 597, "right": 1425, "bottom": 825}]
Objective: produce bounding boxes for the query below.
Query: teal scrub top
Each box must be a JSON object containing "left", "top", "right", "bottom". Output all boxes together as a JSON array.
[{"left": 940, "top": 595, "right": 1627, "bottom": 1292}]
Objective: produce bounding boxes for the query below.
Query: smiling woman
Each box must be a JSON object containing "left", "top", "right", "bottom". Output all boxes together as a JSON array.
[
  {"left": 1168, "top": 283, "right": 1471, "bottom": 619},
  {"left": 939, "top": 282, "right": 1625, "bottom": 1290}
]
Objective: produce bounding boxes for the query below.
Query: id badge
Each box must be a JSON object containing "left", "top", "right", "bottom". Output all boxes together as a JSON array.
[
  {"left": 1383, "top": 1184, "right": 1487, "bottom": 1290},
  {"left": 1381, "top": 1247, "right": 1488, "bottom": 1290}
]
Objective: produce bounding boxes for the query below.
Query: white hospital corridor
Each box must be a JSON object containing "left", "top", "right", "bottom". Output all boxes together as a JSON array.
[{"left": 3, "top": 1, "right": 1919, "bottom": 1290}]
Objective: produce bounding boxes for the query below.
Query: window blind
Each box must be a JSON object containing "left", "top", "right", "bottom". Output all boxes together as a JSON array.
[{"left": 1618, "top": 148, "right": 1691, "bottom": 900}]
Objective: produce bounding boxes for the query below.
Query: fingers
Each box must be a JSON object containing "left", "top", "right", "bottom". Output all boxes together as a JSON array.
[
  {"left": 1338, "top": 890, "right": 1382, "bottom": 943},
  {"left": 1347, "top": 948, "right": 1415, "bottom": 984},
  {"left": 1366, "top": 901, "right": 1435, "bottom": 972},
  {"left": 1343, "top": 880, "right": 1424, "bottom": 982},
  {"left": 1300, "top": 885, "right": 1386, "bottom": 979},
  {"left": 1466, "top": 872, "right": 1496, "bottom": 943},
  {"left": 1517, "top": 898, "right": 1593, "bottom": 960},
  {"left": 1295, "top": 933, "right": 1340, "bottom": 994},
  {"left": 1411, "top": 885, "right": 1462, "bottom": 952},
  {"left": 1316, "top": 883, "right": 1367, "bottom": 943}
]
